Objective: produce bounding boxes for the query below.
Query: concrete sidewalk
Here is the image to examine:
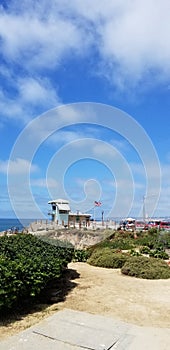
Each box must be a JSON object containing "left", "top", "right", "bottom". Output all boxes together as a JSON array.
[{"left": 0, "top": 309, "right": 170, "bottom": 350}]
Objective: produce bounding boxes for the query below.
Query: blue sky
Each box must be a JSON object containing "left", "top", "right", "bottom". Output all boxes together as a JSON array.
[{"left": 0, "top": 0, "right": 170, "bottom": 220}]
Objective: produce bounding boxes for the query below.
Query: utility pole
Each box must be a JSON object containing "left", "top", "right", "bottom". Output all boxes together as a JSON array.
[
  {"left": 143, "top": 195, "right": 146, "bottom": 222},
  {"left": 102, "top": 210, "right": 104, "bottom": 226},
  {"left": 143, "top": 194, "right": 157, "bottom": 222}
]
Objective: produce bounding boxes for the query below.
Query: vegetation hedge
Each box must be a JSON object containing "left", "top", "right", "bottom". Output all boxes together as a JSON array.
[
  {"left": 149, "top": 249, "right": 169, "bottom": 259},
  {"left": 87, "top": 230, "right": 170, "bottom": 256},
  {"left": 88, "top": 248, "right": 170, "bottom": 278},
  {"left": 73, "top": 249, "right": 89, "bottom": 262},
  {"left": 87, "top": 247, "right": 128, "bottom": 268},
  {"left": 159, "top": 232, "right": 170, "bottom": 249},
  {"left": 0, "top": 234, "right": 74, "bottom": 311},
  {"left": 87, "top": 236, "right": 135, "bottom": 256},
  {"left": 121, "top": 256, "right": 170, "bottom": 279}
]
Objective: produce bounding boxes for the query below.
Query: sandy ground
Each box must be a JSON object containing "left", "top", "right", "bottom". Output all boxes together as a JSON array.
[
  {"left": 59, "top": 263, "right": 170, "bottom": 328},
  {"left": 0, "top": 262, "right": 170, "bottom": 340}
]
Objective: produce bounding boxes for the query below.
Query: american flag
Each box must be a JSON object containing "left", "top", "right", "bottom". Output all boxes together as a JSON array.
[{"left": 94, "top": 201, "right": 102, "bottom": 206}]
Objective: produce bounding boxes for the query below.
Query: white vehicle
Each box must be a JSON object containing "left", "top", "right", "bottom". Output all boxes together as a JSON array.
[{"left": 119, "top": 218, "right": 135, "bottom": 231}]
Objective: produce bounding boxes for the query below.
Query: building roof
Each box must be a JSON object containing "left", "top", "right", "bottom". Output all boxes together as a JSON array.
[
  {"left": 48, "top": 199, "right": 69, "bottom": 204},
  {"left": 57, "top": 203, "right": 70, "bottom": 211},
  {"left": 69, "top": 212, "right": 91, "bottom": 217}
]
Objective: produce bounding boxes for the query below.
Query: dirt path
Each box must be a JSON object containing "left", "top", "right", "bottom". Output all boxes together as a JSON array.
[
  {"left": 0, "top": 262, "right": 170, "bottom": 340},
  {"left": 59, "top": 262, "right": 170, "bottom": 328}
]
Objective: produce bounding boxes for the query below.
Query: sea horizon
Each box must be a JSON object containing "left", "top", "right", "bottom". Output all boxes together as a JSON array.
[
  {"left": 0, "top": 218, "right": 39, "bottom": 232},
  {"left": 1, "top": 216, "right": 170, "bottom": 232}
]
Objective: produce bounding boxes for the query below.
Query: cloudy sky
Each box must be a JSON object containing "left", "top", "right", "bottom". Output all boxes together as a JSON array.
[{"left": 0, "top": 0, "right": 170, "bottom": 220}]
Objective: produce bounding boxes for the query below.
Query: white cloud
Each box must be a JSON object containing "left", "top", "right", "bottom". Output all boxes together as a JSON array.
[
  {"left": 92, "top": 143, "right": 117, "bottom": 157},
  {"left": 52, "top": 0, "right": 126, "bottom": 23},
  {"left": 98, "top": 1, "right": 170, "bottom": 89},
  {"left": 1, "top": 0, "right": 170, "bottom": 134},
  {"left": 18, "top": 77, "right": 59, "bottom": 107},
  {"left": 0, "top": 75, "right": 60, "bottom": 122},
  {"left": 49, "top": 130, "right": 84, "bottom": 145},
  {"left": 0, "top": 8, "right": 88, "bottom": 70},
  {"left": 130, "top": 162, "right": 146, "bottom": 176},
  {"left": 30, "top": 0, "right": 170, "bottom": 90},
  {"left": 31, "top": 177, "right": 58, "bottom": 188},
  {"left": 130, "top": 161, "right": 162, "bottom": 182},
  {"left": 48, "top": 126, "right": 101, "bottom": 145},
  {"left": 0, "top": 158, "right": 38, "bottom": 175},
  {"left": 63, "top": 0, "right": 170, "bottom": 90},
  {"left": 1, "top": 0, "right": 170, "bottom": 102},
  {"left": 110, "top": 139, "right": 129, "bottom": 151},
  {"left": 0, "top": 89, "right": 27, "bottom": 121},
  {"left": 0, "top": 63, "right": 13, "bottom": 80}
]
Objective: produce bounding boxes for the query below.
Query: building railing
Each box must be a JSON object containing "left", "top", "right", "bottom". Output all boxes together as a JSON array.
[{"left": 48, "top": 211, "right": 56, "bottom": 216}]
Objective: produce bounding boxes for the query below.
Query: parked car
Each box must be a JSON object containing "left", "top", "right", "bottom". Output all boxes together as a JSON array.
[
  {"left": 159, "top": 221, "right": 170, "bottom": 231},
  {"left": 147, "top": 220, "right": 161, "bottom": 229},
  {"left": 135, "top": 221, "right": 148, "bottom": 231}
]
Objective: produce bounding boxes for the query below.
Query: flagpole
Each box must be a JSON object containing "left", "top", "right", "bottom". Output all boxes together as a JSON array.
[{"left": 93, "top": 201, "right": 102, "bottom": 224}]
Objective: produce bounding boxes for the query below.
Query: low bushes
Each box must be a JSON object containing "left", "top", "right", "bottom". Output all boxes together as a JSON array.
[
  {"left": 149, "top": 249, "right": 169, "bottom": 259},
  {"left": 87, "top": 231, "right": 170, "bottom": 279},
  {"left": 87, "top": 237, "right": 135, "bottom": 253},
  {"left": 136, "top": 235, "right": 159, "bottom": 249},
  {"left": 159, "top": 232, "right": 170, "bottom": 249},
  {"left": 73, "top": 249, "right": 89, "bottom": 262},
  {"left": 140, "top": 246, "right": 151, "bottom": 254},
  {"left": 139, "top": 244, "right": 169, "bottom": 259},
  {"left": 87, "top": 247, "right": 128, "bottom": 268},
  {"left": 0, "top": 234, "right": 74, "bottom": 311},
  {"left": 121, "top": 256, "right": 170, "bottom": 279},
  {"left": 87, "top": 245, "right": 170, "bottom": 279}
]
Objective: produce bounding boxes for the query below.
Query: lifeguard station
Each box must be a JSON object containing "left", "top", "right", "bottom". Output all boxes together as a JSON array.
[
  {"left": 48, "top": 199, "right": 70, "bottom": 226},
  {"left": 48, "top": 198, "right": 91, "bottom": 227}
]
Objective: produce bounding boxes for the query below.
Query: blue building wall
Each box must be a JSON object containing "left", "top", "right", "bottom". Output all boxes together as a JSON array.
[{"left": 57, "top": 212, "right": 69, "bottom": 225}]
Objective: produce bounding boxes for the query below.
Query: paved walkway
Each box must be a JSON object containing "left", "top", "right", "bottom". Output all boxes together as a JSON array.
[{"left": 0, "top": 309, "right": 170, "bottom": 350}]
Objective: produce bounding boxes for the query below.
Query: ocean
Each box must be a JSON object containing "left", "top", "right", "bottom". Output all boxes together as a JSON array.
[{"left": 0, "top": 218, "right": 35, "bottom": 232}]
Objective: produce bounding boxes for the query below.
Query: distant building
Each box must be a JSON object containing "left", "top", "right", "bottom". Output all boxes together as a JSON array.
[
  {"left": 69, "top": 211, "right": 91, "bottom": 228},
  {"left": 48, "top": 199, "right": 91, "bottom": 227},
  {"left": 48, "top": 199, "right": 70, "bottom": 226}
]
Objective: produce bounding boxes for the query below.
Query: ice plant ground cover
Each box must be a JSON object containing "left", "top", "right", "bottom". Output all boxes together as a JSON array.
[{"left": 0, "top": 234, "right": 74, "bottom": 311}]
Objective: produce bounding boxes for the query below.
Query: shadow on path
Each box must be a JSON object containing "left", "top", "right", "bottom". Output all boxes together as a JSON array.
[{"left": 0, "top": 268, "right": 80, "bottom": 328}]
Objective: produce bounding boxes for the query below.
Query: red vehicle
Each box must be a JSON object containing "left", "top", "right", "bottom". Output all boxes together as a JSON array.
[
  {"left": 147, "top": 220, "right": 161, "bottom": 229},
  {"left": 159, "top": 221, "right": 170, "bottom": 231}
]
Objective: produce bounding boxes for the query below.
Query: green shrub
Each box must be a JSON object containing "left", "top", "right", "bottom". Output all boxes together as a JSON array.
[
  {"left": 0, "top": 234, "right": 74, "bottom": 310},
  {"left": 100, "top": 238, "right": 134, "bottom": 250},
  {"left": 130, "top": 249, "right": 141, "bottom": 256},
  {"left": 87, "top": 248, "right": 128, "bottom": 268},
  {"left": 0, "top": 256, "right": 21, "bottom": 309},
  {"left": 136, "top": 236, "right": 157, "bottom": 249},
  {"left": 148, "top": 227, "right": 158, "bottom": 234},
  {"left": 114, "top": 231, "right": 134, "bottom": 239},
  {"left": 140, "top": 246, "right": 151, "bottom": 254},
  {"left": 73, "top": 249, "right": 89, "bottom": 262},
  {"left": 159, "top": 233, "right": 170, "bottom": 249},
  {"left": 121, "top": 256, "right": 170, "bottom": 279},
  {"left": 153, "top": 242, "right": 164, "bottom": 250},
  {"left": 149, "top": 250, "right": 169, "bottom": 260}
]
